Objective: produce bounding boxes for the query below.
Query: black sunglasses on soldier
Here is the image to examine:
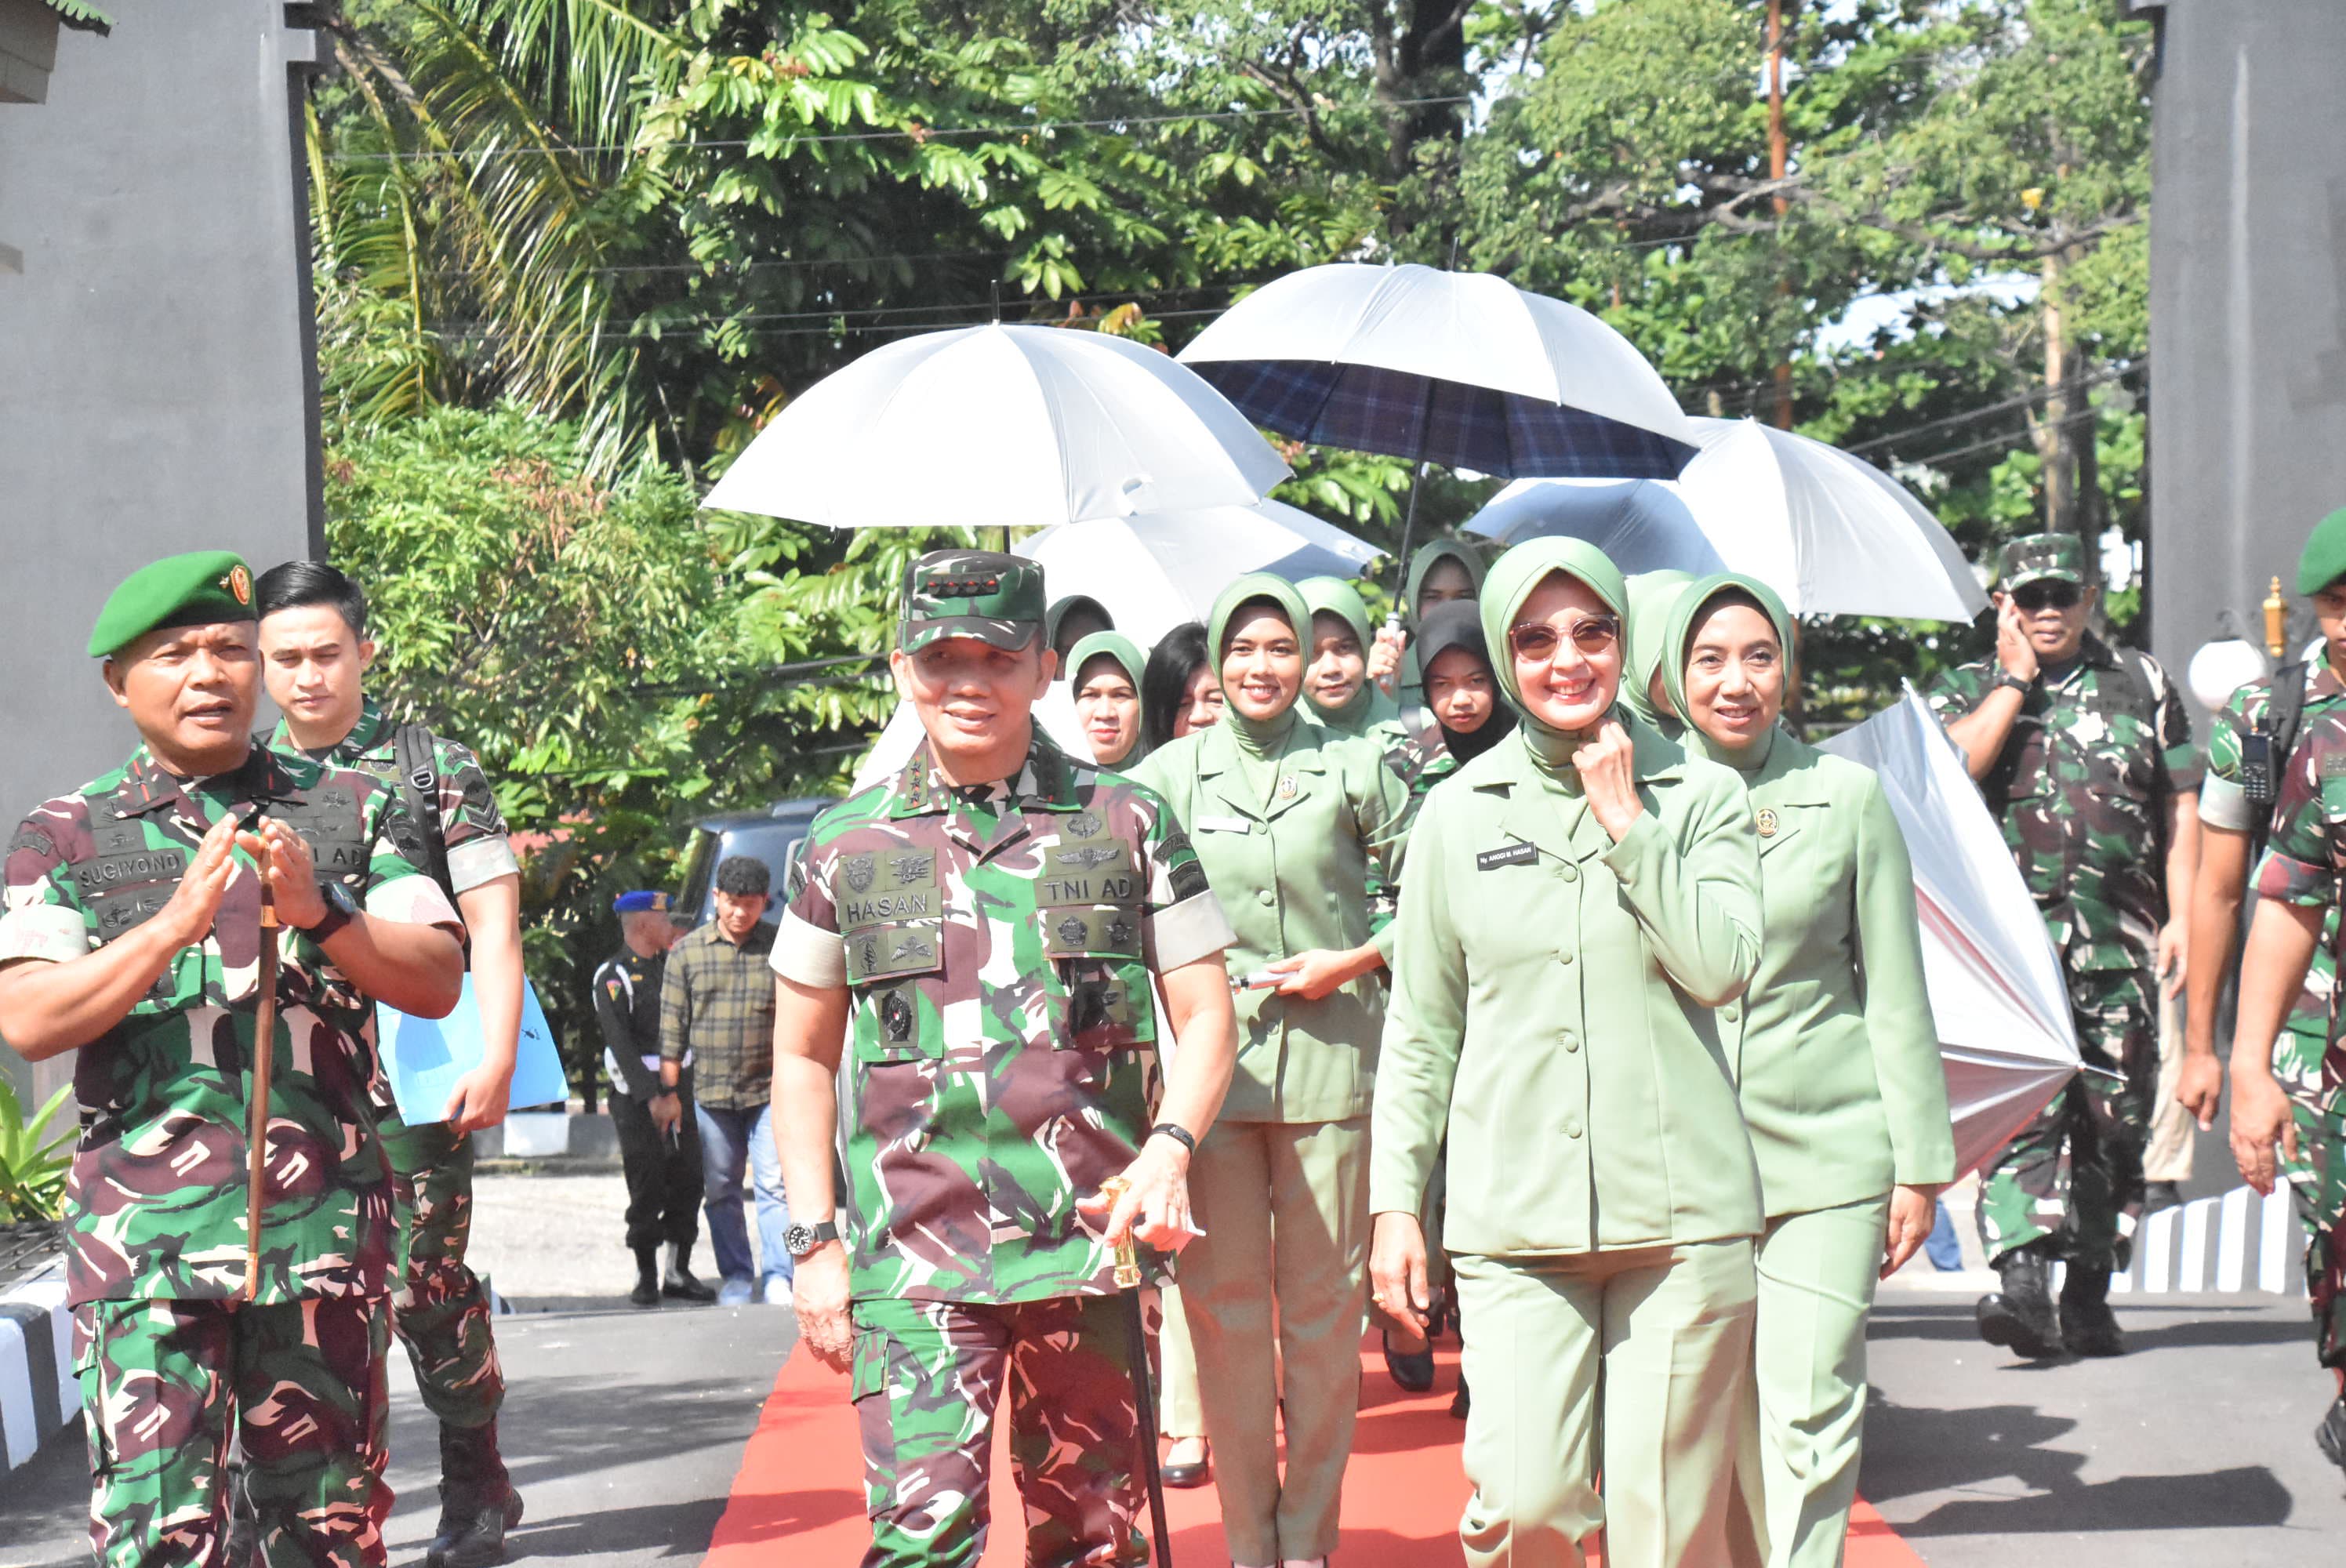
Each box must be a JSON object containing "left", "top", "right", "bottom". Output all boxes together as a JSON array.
[
  {"left": 2010, "top": 582, "right": 2083, "bottom": 613},
  {"left": 1506, "top": 615, "right": 1622, "bottom": 662}
]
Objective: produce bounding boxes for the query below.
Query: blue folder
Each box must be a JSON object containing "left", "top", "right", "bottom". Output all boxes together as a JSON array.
[{"left": 378, "top": 975, "right": 569, "bottom": 1124}]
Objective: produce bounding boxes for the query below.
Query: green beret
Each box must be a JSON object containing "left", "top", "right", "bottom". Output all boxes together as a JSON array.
[
  {"left": 88, "top": 550, "right": 257, "bottom": 659},
  {"left": 2296, "top": 506, "right": 2346, "bottom": 595},
  {"left": 1996, "top": 533, "right": 2084, "bottom": 591},
  {"left": 899, "top": 550, "right": 1047, "bottom": 653}
]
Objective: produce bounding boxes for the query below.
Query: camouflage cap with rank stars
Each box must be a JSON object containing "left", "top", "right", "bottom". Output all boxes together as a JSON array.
[
  {"left": 1996, "top": 532, "right": 2086, "bottom": 593},
  {"left": 899, "top": 550, "right": 1048, "bottom": 654},
  {"left": 86, "top": 550, "right": 258, "bottom": 658}
]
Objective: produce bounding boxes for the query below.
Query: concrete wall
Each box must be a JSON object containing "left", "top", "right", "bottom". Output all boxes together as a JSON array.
[
  {"left": 2139, "top": 0, "right": 2346, "bottom": 677},
  {"left": 0, "top": 0, "right": 322, "bottom": 1100}
]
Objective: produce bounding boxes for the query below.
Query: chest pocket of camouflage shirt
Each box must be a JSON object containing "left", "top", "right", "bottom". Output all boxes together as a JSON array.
[
  {"left": 1996, "top": 680, "right": 2157, "bottom": 808},
  {"left": 1037, "top": 813, "right": 1154, "bottom": 1053},
  {"left": 838, "top": 848, "right": 947, "bottom": 1065},
  {"left": 71, "top": 804, "right": 193, "bottom": 1008}
]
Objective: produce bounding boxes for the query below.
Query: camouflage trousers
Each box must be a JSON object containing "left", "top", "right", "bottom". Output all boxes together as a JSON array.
[
  {"left": 1977, "top": 967, "right": 2155, "bottom": 1271},
  {"left": 74, "top": 1295, "right": 390, "bottom": 1568},
  {"left": 380, "top": 1112, "right": 505, "bottom": 1450},
  {"left": 850, "top": 1293, "right": 1146, "bottom": 1568},
  {"left": 2299, "top": 1108, "right": 2346, "bottom": 1374}
]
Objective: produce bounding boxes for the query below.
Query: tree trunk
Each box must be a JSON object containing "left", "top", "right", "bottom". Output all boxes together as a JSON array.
[
  {"left": 1767, "top": 0, "right": 1795, "bottom": 429},
  {"left": 2037, "top": 245, "right": 2078, "bottom": 539}
]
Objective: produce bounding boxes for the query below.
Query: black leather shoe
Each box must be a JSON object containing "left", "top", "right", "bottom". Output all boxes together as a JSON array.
[
  {"left": 2059, "top": 1261, "right": 2126, "bottom": 1357},
  {"left": 1449, "top": 1375, "right": 1471, "bottom": 1420},
  {"left": 663, "top": 1241, "right": 718, "bottom": 1302},
  {"left": 1160, "top": 1439, "right": 1211, "bottom": 1489},
  {"left": 2317, "top": 1396, "right": 2346, "bottom": 1472},
  {"left": 629, "top": 1274, "right": 660, "bottom": 1308},
  {"left": 1383, "top": 1329, "right": 1435, "bottom": 1393},
  {"left": 1976, "top": 1245, "right": 2062, "bottom": 1359}
]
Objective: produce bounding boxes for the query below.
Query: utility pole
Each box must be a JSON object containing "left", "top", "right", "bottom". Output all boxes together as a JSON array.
[{"left": 1766, "top": 0, "right": 1795, "bottom": 430}]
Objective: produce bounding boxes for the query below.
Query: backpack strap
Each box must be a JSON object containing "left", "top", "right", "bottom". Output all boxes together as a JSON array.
[{"left": 393, "top": 721, "right": 456, "bottom": 903}]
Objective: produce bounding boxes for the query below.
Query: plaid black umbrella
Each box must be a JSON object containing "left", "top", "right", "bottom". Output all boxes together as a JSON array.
[{"left": 1189, "top": 358, "right": 1697, "bottom": 481}]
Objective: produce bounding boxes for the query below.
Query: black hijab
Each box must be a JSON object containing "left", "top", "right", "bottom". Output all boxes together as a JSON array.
[{"left": 1414, "top": 599, "right": 1514, "bottom": 764}]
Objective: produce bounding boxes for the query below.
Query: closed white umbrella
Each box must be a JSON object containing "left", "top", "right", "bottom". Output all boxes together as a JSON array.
[
  {"left": 1016, "top": 500, "right": 1385, "bottom": 649},
  {"left": 702, "top": 324, "right": 1291, "bottom": 528},
  {"left": 1821, "top": 688, "right": 2083, "bottom": 1178},
  {"left": 1463, "top": 419, "right": 1988, "bottom": 622}
]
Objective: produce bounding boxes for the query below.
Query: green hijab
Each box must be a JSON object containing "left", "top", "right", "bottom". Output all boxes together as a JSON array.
[
  {"left": 1622, "top": 569, "right": 1698, "bottom": 730},
  {"left": 1066, "top": 630, "right": 1150, "bottom": 769},
  {"left": 1480, "top": 539, "right": 1631, "bottom": 771},
  {"left": 1297, "top": 575, "right": 1404, "bottom": 736},
  {"left": 1661, "top": 572, "right": 1796, "bottom": 772},
  {"left": 1207, "top": 574, "right": 1314, "bottom": 789},
  {"left": 1404, "top": 539, "right": 1487, "bottom": 626}
]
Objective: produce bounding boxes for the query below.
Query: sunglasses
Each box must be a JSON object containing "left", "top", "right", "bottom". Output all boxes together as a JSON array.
[
  {"left": 1507, "top": 615, "right": 1622, "bottom": 662},
  {"left": 2010, "top": 582, "right": 2083, "bottom": 613}
]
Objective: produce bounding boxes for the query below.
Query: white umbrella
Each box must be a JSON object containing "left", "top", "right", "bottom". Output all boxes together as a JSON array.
[
  {"left": 1016, "top": 500, "right": 1385, "bottom": 649},
  {"left": 701, "top": 324, "right": 1291, "bottom": 528},
  {"left": 1821, "top": 688, "right": 2083, "bottom": 1178},
  {"left": 1464, "top": 419, "right": 1988, "bottom": 622}
]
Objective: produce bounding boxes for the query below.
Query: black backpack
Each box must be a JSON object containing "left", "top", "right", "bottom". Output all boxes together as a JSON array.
[{"left": 392, "top": 721, "right": 456, "bottom": 906}]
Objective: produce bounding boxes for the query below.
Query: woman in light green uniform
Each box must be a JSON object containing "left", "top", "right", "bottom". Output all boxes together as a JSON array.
[
  {"left": 1298, "top": 575, "right": 1409, "bottom": 743},
  {"left": 1135, "top": 573, "right": 1411, "bottom": 1568},
  {"left": 1371, "top": 539, "right": 1489, "bottom": 719},
  {"left": 1370, "top": 537, "right": 1767, "bottom": 1568},
  {"left": 1622, "top": 568, "right": 1697, "bottom": 731},
  {"left": 1067, "top": 630, "right": 1150, "bottom": 771},
  {"left": 1659, "top": 574, "right": 1954, "bottom": 1568}
]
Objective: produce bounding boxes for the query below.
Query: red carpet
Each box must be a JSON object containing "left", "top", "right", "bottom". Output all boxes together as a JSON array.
[{"left": 706, "top": 1335, "right": 1927, "bottom": 1566}]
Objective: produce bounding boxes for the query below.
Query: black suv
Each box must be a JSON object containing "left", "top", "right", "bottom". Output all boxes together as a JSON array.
[{"left": 674, "top": 798, "right": 832, "bottom": 928}]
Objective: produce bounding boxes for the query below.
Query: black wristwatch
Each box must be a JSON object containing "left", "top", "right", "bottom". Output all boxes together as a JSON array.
[
  {"left": 301, "top": 880, "right": 359, "bottom": 945},
  {"left": 1992, "top": 670, "right": 2033, "bottom": 696},
  {"left": 1149, "top": 1121, "right": 1197, "bottom": 1155},
  {"left": 785, "top": 1219, "right": 841, "bottom": 1259}
]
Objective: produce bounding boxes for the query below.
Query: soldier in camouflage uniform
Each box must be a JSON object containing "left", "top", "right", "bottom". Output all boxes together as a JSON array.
[
  {"left": 769, "top": 551, "right": 1242, "bottom": 1568},
  {"left": 256, "top": 561, "right": 526, "bottom": 1568},
  {"left": 0, "top": 551, "right": 467, "bottom": 1568},
  {"left": 2225, "top": 506, "right": 2346, "bottom": 1473},
  {"left": 1928, "top": 533, "right": 2199, "bottom": 1359}
]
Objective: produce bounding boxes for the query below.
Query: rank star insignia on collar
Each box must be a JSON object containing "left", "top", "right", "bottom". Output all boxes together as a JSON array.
[{"left": 1756, "top": 808, "right": 1779, "bottom": 838}]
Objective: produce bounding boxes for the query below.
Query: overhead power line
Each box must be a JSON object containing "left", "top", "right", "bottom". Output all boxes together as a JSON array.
[
  {"left": 322, "top": 96, "right": 1478, "bottom": 164},
  {"left": 1843, "top": 359, "right": 2143, "bottom": 456}
]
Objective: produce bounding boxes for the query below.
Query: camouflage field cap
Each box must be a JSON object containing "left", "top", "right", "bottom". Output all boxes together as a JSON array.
[
  {"left": 1997, "top": 533, "right": 2086, "bottom": 593},
  {"left": 899, "top": 550, "right": 1047, "bottom": 653},
  {"left": 88, "top": 550, "right": 256, "bottom": 658}
]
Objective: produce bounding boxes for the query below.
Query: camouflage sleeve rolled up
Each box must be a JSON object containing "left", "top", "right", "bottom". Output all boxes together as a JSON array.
[
  {"left": 2256, "top": 709, "right": 2346, "bottom": 908},
  {"left": 427, "top": 734, "right": 519, "bottom": 895},
  {"left": 2200, "top": 683, "right": 2263, "bottom": 832},
  {"left": 1923, "top": 659, "right": 1992, "bottom": 724}
]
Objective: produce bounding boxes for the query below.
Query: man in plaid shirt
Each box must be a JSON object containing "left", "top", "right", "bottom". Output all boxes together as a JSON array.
[{"left": 659, "top": 855, "right": 793, "bottom": 1306}]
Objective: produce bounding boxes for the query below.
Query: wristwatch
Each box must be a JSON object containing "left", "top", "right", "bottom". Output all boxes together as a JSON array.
[
  {"left": 301, "top": 880, "right": 359, "bottom": 945},
  {"left": 1992, "top": 670, "right": 2033, "bottom": 696},
  {"left": 784, "top": 1219, "right": 841, "bottom": 1259},
  {"left": 1149, "top": 1121, "right": 1197, "bottom": 1155}
]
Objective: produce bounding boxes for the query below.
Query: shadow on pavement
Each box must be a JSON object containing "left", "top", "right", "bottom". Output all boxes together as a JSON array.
[{"left": 1868, "top": 1300, "right": 2313, "bottom": 1352}]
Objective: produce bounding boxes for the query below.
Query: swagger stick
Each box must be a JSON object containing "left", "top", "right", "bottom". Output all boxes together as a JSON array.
[
  {"left": 1099, "top": 1176, "right": 1175, "bottom": 1567},
  {"left": 243, "top": 872, "right": 281, "bottom": 1303}
]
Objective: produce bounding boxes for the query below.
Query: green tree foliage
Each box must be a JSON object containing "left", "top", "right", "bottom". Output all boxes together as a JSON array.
[{"left": 0, "top": 1080, "right": 73, "bottom": 1224}]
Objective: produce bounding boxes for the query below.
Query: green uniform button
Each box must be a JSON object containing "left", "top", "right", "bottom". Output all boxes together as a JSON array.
[
  {"left": 1722, "top": 1004, "right": 1740, "bottom": 1023},
  {"left": 1557, "top": 949, "right": 1574, "bottom": 964},
  {"left": 1563, "top": 1118, "right": 1583, "bottom": 1138},
  {"left": 1257, "top": 887, "right": 1276, "bottom": 906},
  {"left": 1561, "top": 1030, "right": 1579, "bottom": 1052},
  {"left": 1558, "top": 862, "right": 1578, "bottom": 882}
]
